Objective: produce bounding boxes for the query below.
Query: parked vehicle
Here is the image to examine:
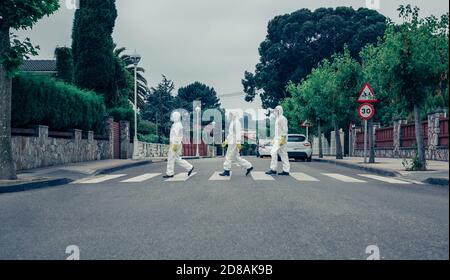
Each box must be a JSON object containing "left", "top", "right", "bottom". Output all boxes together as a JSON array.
[
  {"left": 286, "top": 134, "right": 312, "bottom": 161},
  {"left": 257, "top": 134, "right": 312, "bottom": 162},
  {"left": 257, "top": 139, "right": 272, "bottom": 158}
]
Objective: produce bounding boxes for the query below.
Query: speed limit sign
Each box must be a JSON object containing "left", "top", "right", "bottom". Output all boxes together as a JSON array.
[{"left": 358, "top": 103, "right": 375, "bottom": 120}]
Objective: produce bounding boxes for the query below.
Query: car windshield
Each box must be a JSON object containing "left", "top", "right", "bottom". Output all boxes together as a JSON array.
[{"left": 288, "top": 135, "right": 306, "bottom": 142}]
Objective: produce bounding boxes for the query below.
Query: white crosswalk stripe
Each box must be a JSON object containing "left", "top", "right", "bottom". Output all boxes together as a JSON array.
[
  {"left": 78, "top": 174, "right": 126, "bottom": 184},
  {"left": 290, "top": 172, "right": 320, "bottom": 182},
  {"left": 209, "top": 172, "right": 231, "bottom": 181},
  {"left": 322, "top": 173, "right": 366, "bottom": 183},
  {"left": 70, "top": 171, "right": 412, "bottom": 186},
  {"left": 358, "top": 174, "right": 410, "bottom": 184},
  {"left": 251, "top": 171, "right": 275, "bottom": 181},
  {"left": 121, "top": 173, "right": 161, "bottom": 183},
  {"left": 165, "top": 172, "right": 197, "bottom": 182}
]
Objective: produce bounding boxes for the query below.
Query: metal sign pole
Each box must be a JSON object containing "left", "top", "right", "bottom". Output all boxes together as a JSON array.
[{"left": 364, "top": 120, "right": 368, "bottom": 163}]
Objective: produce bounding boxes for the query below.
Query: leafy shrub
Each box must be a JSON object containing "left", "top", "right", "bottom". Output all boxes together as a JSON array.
[
  {"left": 402, "top": 154, "right": 427, "bottom": 171},
  {"left": 108, "top": 106, "right": 134, "bottom": 123},
  {"left": 12, "top": 73, "right": 106, "bottom": 132},
  {"left": 138, "top": 133, "right": 169, "bottom": 144},
  {"left": 138, "top": 120, "right": 157, "bottom": 135}
]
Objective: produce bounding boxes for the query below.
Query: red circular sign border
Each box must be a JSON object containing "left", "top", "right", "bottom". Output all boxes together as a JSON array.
[{"left": 358, "top": 103, "right": 375, "bottom": 120}]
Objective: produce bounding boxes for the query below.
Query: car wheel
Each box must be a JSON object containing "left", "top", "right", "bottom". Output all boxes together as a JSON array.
[{"left": 306, "top": 156, "right": 312, "bottom": 162}]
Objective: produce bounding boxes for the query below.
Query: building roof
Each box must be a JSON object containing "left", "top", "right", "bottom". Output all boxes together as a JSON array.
[{"left": 20, "top": 60, "right": 57, "bottom": 72}]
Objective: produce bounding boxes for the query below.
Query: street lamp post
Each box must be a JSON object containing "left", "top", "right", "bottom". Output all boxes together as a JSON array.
[
  {"left": 195, "top": 106, "right": 201, "bottom": 157},
  {"left": 130, "top": 51, "right": 141, "bottom": 160}
]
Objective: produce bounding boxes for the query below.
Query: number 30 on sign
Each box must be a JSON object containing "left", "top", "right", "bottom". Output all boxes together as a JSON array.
[{"left": 358, "top": 103, "right": 375, "bottom": 120}]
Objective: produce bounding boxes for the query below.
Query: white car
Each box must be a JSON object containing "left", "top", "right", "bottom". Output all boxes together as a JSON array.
[
  {"left": 257, "top": 134, "right": 313, "bottom": 162},
  {"left": 257, "top": 139, "right": 272, "bottom": 157},
  {"left": 286, "top": 134, "right": 312, "bottom": 162}
]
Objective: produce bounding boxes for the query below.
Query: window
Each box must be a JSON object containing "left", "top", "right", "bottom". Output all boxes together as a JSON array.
[{"left": 288, "top": 135, "right": 306, "bottom": 142}]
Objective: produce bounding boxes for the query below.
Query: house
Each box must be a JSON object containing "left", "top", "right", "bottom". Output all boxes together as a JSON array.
[{"left": 19, "top": 60, "right": 57, "bottom": 76}]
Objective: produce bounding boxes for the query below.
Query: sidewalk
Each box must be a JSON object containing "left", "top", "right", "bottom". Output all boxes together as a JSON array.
[
  {"left": 0, "top": 158, "right": 166, "bottom": 194},
  {"left": 314, "top": 156, "right": 449, "bottom": 186}
]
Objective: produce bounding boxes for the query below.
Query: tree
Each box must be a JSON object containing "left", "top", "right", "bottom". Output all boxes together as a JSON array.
[
  {"left": 177, "top": 82, "right": 221, "bottom": 111},
  {"left": 361, "top": 5, "right": 449, "bottom": 170},
  {"left": 284, "top": 48, "right": 362, "bottom": 159},
  {"left": 114, "top": 46, "right": 149, "bottom": 109},
  {"left": 142, "top": 75, "right": 177, "bottom": 139},
  {"left": 0, "top": 0, "right": 60, "bottom": 180},
  {"left": 72, "top": 0, "right": 118, "bottom": 108},
  {"left": 55, "top": 47, "right": 73, "bottom": 83},
  {"left": 243, "top": 7, "right": 386, "bottom": 108}
]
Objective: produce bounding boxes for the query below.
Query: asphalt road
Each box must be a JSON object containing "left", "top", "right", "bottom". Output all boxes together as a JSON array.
[{"left": 0, "top": 157, "right": 448, "bottom": 260}]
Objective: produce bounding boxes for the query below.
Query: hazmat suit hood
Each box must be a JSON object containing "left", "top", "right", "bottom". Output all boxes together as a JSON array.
[
  {"left": 171, "top": 112, "right": 181, "bottom": 123},
  {"left": 275, "top": 105, "right": 284, "bottom": 117},
  {"left": 228, "top": 110, "right": 240, "bottom": 121}
]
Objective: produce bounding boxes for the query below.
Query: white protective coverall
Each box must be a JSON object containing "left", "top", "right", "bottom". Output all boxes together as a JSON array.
[
  {"left": 166, "top": 112, "right": 193, "bottom": 176},
  {"left": 270, "top": 106, "right": 290, "bottom": 173},
  {"left": 223, "top": 111, "right": 252, "bottom": 171}
]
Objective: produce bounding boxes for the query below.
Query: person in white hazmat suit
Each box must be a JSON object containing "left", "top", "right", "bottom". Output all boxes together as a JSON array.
[
  {"left": 266, "top": 105, "right": 290, "bottom": 176},
  {"left": 219, "top": 111, "right": 253, "bottom": 177},
  {"left": 163, "top": 112, "right": 195, "bottom": 179}
]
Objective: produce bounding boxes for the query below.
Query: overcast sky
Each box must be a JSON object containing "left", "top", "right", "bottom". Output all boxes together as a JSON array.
[{"left": 17, "top": 0, "right": 449, "bottom": 114}]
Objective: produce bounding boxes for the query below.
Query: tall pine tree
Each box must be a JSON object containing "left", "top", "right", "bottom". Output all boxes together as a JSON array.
[{"left": 72, "top": 0, "right": 118, "bottom": 108}]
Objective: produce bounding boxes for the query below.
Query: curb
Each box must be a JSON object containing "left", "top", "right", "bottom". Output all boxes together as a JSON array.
[
  {"left": 0, "top": 178, "right": 73, "bottom": 194},
  {"left": 423, "top": 178, "right": 449, "bottom": 186},
  {"left": 313, "top": 158, "right": 449, "bottom": 186},
  {"left": 1, "top": 159, "right": 165, "bottom": 194},
  {"left": 313, "top": 158, "right": 400, "bottom": 177}
]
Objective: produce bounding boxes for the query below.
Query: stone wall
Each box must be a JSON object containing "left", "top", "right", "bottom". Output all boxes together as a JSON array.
[
  {"left": 120, "top": 121, "right": 131, "bottom": 159},
  {"left": 330, "top": 130, "right": 345, "bottom": 156},
  {"left": 132, "top": 142, "right": 215, "bottom": 159},
  {"left": 135, "top": 142, "right": 169, "bottom": 158},
  {"left": 352, "top": 147, "right": 449, "bottom": 161},
  {"left": 312, "top": 135, "right": 331, "bottom": 156},
  {"left": 12, "top": 125, "right": 112, "bottom": 171}
]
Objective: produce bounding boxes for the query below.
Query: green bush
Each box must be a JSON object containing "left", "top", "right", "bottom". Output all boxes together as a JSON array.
[
  {"left": 12, "top": 73, "right": 106, "bottom": 132},
  {"left": 138, "top": 133, "right": 169, "bottom": 144},
  {"left": 138, "top": 120, "right": 157, "bottom": 135},
  {"left": 108, "top": 106, "right": 134, "bottom": 123}
]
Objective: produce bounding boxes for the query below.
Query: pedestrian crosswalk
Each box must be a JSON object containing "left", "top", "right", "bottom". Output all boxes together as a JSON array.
[
  {"left": 358, "top": 174, "right": 410, "bottom": 184},
  {"left": 78, "top": 174, "right": 126, "bottom": 184},
  {"left": 322, "top": 173, "right": 366, "bottom": 183},
  {"left": 209, "top": 172, "right": 231, "bottom": 181},
  {"left": 290, "top": 172, "right": 320, "bottom": 182},
  {"left": 251, "top": 172, "right": 275, "bottom": 181},
  {"left": 121, "top": 173, "right": 161, "bottom": 183},
  {"left": 165, "top": 172, "right": 197, "bottom": 182},
  {"left": 72, "top": 171, "right": 412, "bottom": 185}
]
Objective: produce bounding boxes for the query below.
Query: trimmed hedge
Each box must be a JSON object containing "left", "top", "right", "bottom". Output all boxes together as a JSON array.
[
  {"left": 12, "top": 73, "right": 106, "bottom": 132},
  {"left": 138, "top": 133, "right": 169, "bottom": 144}
]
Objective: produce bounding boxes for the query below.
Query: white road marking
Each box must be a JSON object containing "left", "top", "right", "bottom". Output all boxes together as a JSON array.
[
  {"left": 251, "top": 171, "right": 275, "bottom": 181},
  {"left": 322, "top": 173, "right": 366, "bottom": 183},
  {"left": 121, "top": 173, "right": 161, "bottom": 183},
  {"left": 209, "top": 172, "right": 231, "bottom": 181},
  {"left": 290, "top": 172, "right": 320, "bottom": 182},
  {"left": 165, "top": 172, "right": 197, "bottom": 182},
  {"left": 78, "top": 174, "right": 126, "bottom": 184},
  {"left": 358, "top": 174, "right": 410, "bottom": 184}
]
